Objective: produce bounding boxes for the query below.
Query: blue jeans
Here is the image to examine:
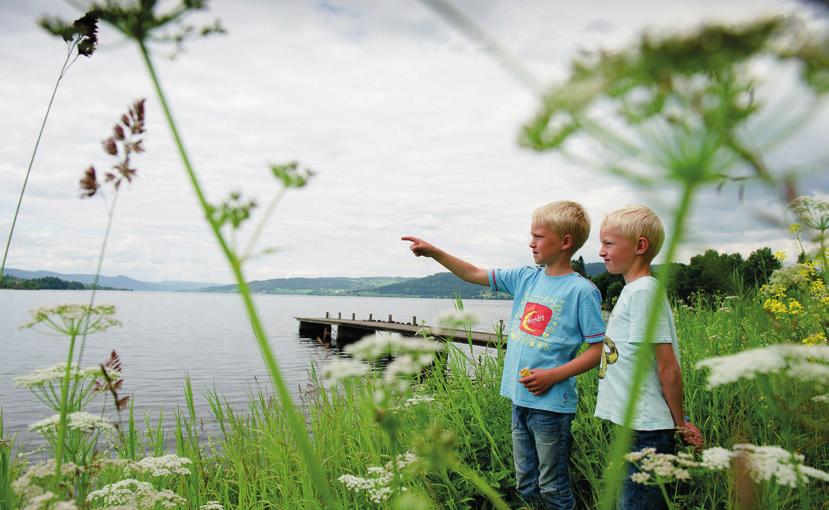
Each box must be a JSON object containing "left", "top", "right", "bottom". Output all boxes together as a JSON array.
[
  {"left": 511, "top": 405, "right": 575, "bottom": 510},
  {"left": 621, "top": 428, "right": 677, "bottom": 510}
]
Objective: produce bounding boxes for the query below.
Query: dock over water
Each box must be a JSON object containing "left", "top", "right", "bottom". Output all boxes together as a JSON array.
[{"left": 296, "top": 313, "right": 503, "bottom": 348}]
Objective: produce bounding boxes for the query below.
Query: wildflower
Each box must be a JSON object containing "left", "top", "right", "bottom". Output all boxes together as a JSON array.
[
  {"left": 813, "top": 394, "right": 829, "bottom": 403},
  {"left": 20, "top": 304, "right": 120, "bottom": 336},
  {"left": 29, "top": 412, "right": 115, "bottom": 434},
  {"left": 697, "top": 343, "right": 829, "bottom": 387},
  {"left": 13, "top": 363, "right": 113, "bottom": 389},
  {"left": 414, "top": 327, "right": 432, "bottom": 337},
  {"left": 86, "top": 479, "right": 185, "bottom": 508},
  {"left": 788, "top": 196, "right": 829, "bottom": 233},
  {"left": 131, "top": 454, "right": 192, "bottom": 476},
  {"left": 402, "top": 395, "right": 435, "bottom": 407},
  {"left": 786, "top": 299, "right": 804, "bottom": 315},
  {"left": 700, "top": 447, "right": 734, "bottom": 470},
  {"left": 21, "top": 492, "right": 57, "bottom": 510},
  {"left": 200, "top": 502, "right": 225, "bottom": 510},
  {"left": 789, "top": 223, "right": 801, "bottom": 234},
  {"left": 345, "top": 332, "right": 443, "bottom": 362},
  {"left": 436, "top": 310, "right": 478, "bottom": 330},
  {"left": 322, "top": 358, "right": 369, "bottom": 385},
  {"left": 629, "top": 472, "right": 651, "bottom": 484},
  {"left": 773, "top": 250, "right": 787, "bottom": 262},
  {"left": 732, "top": 444, "right": 829, "bottom": 487},
  {"left": 338, "top": 452, "right": 419, "bottom": 503}
]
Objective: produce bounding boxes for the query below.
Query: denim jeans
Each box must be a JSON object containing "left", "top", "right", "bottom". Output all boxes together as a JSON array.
[
  {"left": 621, "top": 428, "right": 677, "bottom": 510},
  {"left": 512, "top": 405, "right": 575, "bottom": 510}
]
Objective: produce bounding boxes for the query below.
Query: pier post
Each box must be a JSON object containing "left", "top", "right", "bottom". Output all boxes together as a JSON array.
[
  {"left": 352, "top": 313, "right": 356, "bottom": 320},
  {"left": 388, "top": 314, "right": 393, "bottom": 322}
]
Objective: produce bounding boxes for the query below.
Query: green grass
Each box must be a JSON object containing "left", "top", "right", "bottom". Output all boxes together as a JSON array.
[{"left": 8, "top": 289, "right": 828, "bottom": 508}]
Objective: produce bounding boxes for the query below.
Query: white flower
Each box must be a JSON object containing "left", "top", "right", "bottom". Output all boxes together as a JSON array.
[
  {"left": 732, "top": 444, "right": 829, "bottom": 488},
  {"left": 132, "top": 455, "right": 192, "bottom": 476},
  {"left": 346, "top": 332, "right": 443, "bottom": 361},
  {"left": 21, "top": 304, "right": 120, "bottom": 335},
  {"left": 29, "top": 412, "right": 115, "bottom": 434},
  {"left": 812, "top": 394, "right": 829, "bottom": 403},
  {"left": 322, "top": 358, "right": 369, "bottom": 385},
  {"left": 338, "top": 451, "right": 419, "bottom": 503},
  {"left": 414, "top": 327, "right": 432, "bottom": 337},
  {"left": 200, "top": 502, "right": 225, "bottom": 510},
  {"left": 700, "top": 447, "right": 734, "bottom": 470},
  {"left": 21, "top": 492, "right": 56, "bottom": 510},
  {"left": 624, "top": 448, "right": 656, "bottom": 463},
  {"left": 436, "top": 310, "right": 478, "bottom": 330},
  {"left": 87, "top": 479, "right": 185, "bottom": 509},
  {"left": 697, "top": 344, "right": 829, "bottom": 388},
  {"left": 13, "top": 364, "right": 113, "bottom": 389},
  {"left": 629, "top": 472, "right": 651, "bottom": 484},
  {"left": 402, "top": 395, "right": 435, "bottom": 407}
]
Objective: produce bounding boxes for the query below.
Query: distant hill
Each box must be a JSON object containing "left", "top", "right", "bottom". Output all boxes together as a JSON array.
[
  {"left": 356, "top": 272, "right": 511, "bottom": 299},
  {"left": 202, "top": 276, "right": 412, "bottom": 295},
  {"left": 584, "top": 262, "right": 606, "bottom": 276},
  {"left": 3, "top": 268, "right": 221, "bottom": 292}
]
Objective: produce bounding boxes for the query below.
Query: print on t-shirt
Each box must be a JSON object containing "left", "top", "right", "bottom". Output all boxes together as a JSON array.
[{"left": 509, "top": 295, "right": 564, "bottom": 350}]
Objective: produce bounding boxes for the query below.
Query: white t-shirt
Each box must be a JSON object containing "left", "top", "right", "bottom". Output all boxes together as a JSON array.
[{"left": 594, "top": 276, "right": 679, "bottom": 430}]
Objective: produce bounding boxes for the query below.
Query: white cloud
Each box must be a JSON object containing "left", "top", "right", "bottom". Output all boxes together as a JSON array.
[{"left": 0, "top": 0, "right": 826, "bottom": 283}]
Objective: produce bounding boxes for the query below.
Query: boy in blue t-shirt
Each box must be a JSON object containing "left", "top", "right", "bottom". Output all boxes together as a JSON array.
[
  {"left": 595, "top": 205, "right": 703, "bottom": 510},
  {"left": 403, "top": 201, "right": 605, "bottom": 510}
]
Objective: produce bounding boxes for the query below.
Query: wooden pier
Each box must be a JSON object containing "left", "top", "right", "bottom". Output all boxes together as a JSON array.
[{"left": 296, "top": 313, "right": 503, "bottom": 348}]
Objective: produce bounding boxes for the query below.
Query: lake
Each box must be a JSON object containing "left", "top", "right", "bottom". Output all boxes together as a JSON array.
[{"left": 0, "top": 289, "right": 512, "bottom": 446}]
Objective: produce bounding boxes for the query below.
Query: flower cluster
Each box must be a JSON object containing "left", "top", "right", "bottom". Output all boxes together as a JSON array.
[
  {"left": 12, "top": 460, "right": 79, "bottom": 503},
  {"left": 626, "top": 444, "right": 829, "bottom": 488},
  {"left": 338, "top": 451, "right": 420, "bottom": 503},
  {"left": 86, "top": 479, "right": 185, "bottom": 509},
  {"left": 200, "top": 502, "right": 225, "bottom": 510},
  {"left": 29, "top": 412, "right": 115, "bottom": 435},
  {"left": 321, "top": 358, "right": 369, "bottom": 385},
  {"left": 20, "top": 304, "right": 120, "bottom": 336},
  {"left": 435, "top": 310, "right": 478, "bottom": 330},
  {"left": 697, "top": 343, "right": 829, "bottom": 388},
  {"left": 13, "top": 363, "right": 114, "bottom": 389},
  {"left": 131, "top": 454, "right": 192, "bottom": 477}
]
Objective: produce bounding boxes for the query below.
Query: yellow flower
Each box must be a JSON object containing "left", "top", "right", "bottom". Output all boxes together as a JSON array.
[
  {"left": 773, "top": 250, "right": 787, "bottom": 262},
  {"left": 789, "top": 223, "right": 801, "bottom": 234},
  {"left": 763, "top": 298, "right": 788, "bottom": 316},
  {"left": 803, "top": 332, "right": 827, "bottom": 346},
  {"left": 787, "top": 299, "right": 804, "bottom": 316}
]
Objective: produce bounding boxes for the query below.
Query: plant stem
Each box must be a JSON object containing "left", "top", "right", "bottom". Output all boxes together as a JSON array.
[
  {"left": 446, "top": 456, "right": 510, "bottom": 510},
  {"left": 137, "top": 41, "right": 339, "bottom": 509},
  {"left": 599, "top": 182, "right": 696, "bottom": 510},
  {"left": 55, "top": 329, "right": 80, "bottom": 478},
  {"left": 1, "top": 45, "right": 74, "bottom": 284},
  {"left": 77, "top": 190, "right": 119, "bottom": 368}
]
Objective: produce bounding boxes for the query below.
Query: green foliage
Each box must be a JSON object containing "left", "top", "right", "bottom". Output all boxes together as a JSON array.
[{"left": 0, "top": 275, "right": 86, "bottom": 290}]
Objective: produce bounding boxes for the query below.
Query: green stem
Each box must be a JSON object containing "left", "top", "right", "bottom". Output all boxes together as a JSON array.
[
  {"left": 77, "top": 190, "right": 119, "bottom": 368},
  {"left": 599, "top": 182, "right": 696, "bottom": 510},
  {"left": 137, "top": 41, "right": 339, "bottom": 509},
  {"left": 1, "top": 45, "right": 74, "bottom": 284},
  {"left": 55, "top": 329, "right": 79, "bottom": 478}
]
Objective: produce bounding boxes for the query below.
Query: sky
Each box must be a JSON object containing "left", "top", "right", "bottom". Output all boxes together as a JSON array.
[{"left": 0, "top": 0, "right": 827, "bottom": 284}]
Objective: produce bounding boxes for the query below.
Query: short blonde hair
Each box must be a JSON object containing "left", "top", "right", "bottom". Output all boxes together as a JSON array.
[
  {"left": 601, "top": 205, "right": 665, "bottom": 261},
  {"left": 532, "top": 200, "right": 591, "bottom": 253}
]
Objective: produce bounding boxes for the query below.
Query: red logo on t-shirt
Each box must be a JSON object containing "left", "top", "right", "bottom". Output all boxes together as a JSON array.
[{"left": 519, "top": 302, "right": 552, "bottom": 337}]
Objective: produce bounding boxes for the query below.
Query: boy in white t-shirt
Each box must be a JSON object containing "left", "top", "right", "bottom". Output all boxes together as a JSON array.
[{"left": 594, "top": 205, "right": 703, "bottom": 510}]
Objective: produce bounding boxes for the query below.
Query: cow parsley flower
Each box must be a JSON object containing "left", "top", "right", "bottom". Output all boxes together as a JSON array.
[
  {"left": 338, "top": 451, "right": 419, "bottom": 503},
  {"left": 86, "top": 479, "right": 185, "bottom": 508},
  {"left": 436, "top": 310, "right": 478, "bottom": 330},
  {"left": 132, "top": 454, "right": 192, "bottom": 476},
  {"left": 697, "top": 344, "right": 829, "bottom": 387},
  {"left": 13, "top": 363, "right": 114, "bottom": 389},
  {"left": 321, "top": 358, "right": 369, "bottom": 385},
  {"left": 731, "top": 444, "right": 829, "bottom": 487},
  {"left": 29, "top": 412, "right": 115, "bottom": 434},
  {"left": 200, "top": 502, "right": 224, "bottom": 510},
  {"left": 21, "top": 304, "right": 120, "bottom": 336}
]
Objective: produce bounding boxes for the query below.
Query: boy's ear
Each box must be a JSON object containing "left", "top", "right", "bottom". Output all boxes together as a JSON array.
[
  {"left": 635, "top": 237, "right": 649, "bottom": 255},
  {"left": 561, "top": 234, "right": 574, "bottom": 250}
]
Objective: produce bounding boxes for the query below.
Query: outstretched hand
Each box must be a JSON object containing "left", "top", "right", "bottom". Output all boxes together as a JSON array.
[{"left": 401, "top": 236, "right": 438, "bottom": 258}]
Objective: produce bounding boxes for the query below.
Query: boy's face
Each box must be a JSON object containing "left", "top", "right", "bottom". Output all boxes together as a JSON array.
[
  {"left": 598, "top": 225, "right": 639, "bottom": 275},
  {"left": 529, "top": 223, "right": 568, "bottom": 265}
]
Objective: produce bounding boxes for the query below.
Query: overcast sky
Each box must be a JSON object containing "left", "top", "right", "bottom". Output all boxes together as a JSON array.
[{"left": 1, "top": 0, "right": 827, "bottom": 284}]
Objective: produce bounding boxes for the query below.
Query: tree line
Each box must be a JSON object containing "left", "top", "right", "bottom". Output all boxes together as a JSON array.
[{"left": 585, "top": 247, "right": 782, "bottom": 308}]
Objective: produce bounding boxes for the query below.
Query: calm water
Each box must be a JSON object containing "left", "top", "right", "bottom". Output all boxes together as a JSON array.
[{"left": 0, "top": 289, "right": 511, "bottom": 446}]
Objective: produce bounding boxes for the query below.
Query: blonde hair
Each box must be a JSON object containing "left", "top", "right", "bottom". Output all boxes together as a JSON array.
[
  {"left": 601, "top": 205, "right": 665, "bottom": 261},
  {"left": 532, "top": 201, "right": 591, "bottom": 253}
]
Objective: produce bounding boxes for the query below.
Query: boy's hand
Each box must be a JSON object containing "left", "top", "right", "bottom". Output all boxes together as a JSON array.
[
  {"left": 402, "top": 236, "right": 438, "bottom": 258},
  {"left": 677, "top": 420, "right": 704, "bottom": 450},
  {"left": 519, "top": 368, "right": 561, "bottom": 396}
]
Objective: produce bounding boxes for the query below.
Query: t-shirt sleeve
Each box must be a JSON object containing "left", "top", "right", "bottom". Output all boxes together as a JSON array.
[
  {"left": 579, "top": 287, "right": 606, "bottom": 344},
  {"left": 627, "top": 287, "right": 673, "bottom": 344},
  {"left": 488, "top": 267, "right": 529, "bottom": 295}
]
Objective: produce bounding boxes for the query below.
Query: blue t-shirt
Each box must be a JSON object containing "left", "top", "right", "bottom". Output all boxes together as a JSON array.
[{"left": 489, "top": 267, "right": 606, "bottom": 413}]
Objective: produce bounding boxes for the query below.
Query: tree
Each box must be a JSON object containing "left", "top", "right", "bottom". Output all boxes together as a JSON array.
[
  {"left": 743, "top": 247, "right": 781, "bottom": 289},
  {"left": 571, "top": 256, "right": 587, "bottom": 278}
]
